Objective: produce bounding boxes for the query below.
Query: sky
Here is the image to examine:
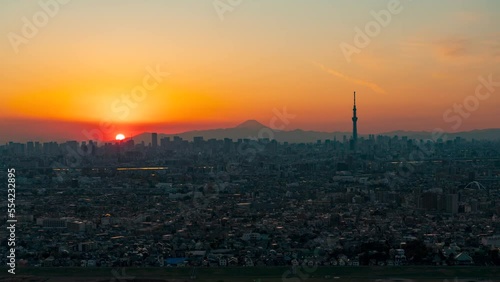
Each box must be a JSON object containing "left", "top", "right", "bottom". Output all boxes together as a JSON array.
[{"left": 1, "top": 0, "right": 499, "bottom": 142}]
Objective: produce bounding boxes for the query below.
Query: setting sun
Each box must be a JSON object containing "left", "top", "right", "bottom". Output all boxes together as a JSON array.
[{"left": 115, "top": 133, "right": 125, "bottom": 141}]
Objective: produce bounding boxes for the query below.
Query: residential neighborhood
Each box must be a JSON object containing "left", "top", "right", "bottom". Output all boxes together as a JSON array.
[{"left": 1, "top": 134, "right": 500, "bottom": 270}]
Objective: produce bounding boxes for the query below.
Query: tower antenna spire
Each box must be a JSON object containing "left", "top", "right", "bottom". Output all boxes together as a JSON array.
[{"left": 351, "top": 91, "right": 358, "bottom": 149}]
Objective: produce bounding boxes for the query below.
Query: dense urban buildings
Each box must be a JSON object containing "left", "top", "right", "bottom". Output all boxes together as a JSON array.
[
  {"left": 1, "top": 126, "right": 500, "bottom": 268},
  {"left": 1, "top": 94, "right": 500, "bottom": 271}
]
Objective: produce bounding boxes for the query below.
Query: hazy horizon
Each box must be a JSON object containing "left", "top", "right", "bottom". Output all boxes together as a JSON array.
[
  {"left": 2, "top": 117, "right": 500, "bottom": 143},
  {"left": 1, "top": 0, "right": 499, "bottom": 142},
  {"left": 2, "top": 2, "right": 500, "bottom": 279}
]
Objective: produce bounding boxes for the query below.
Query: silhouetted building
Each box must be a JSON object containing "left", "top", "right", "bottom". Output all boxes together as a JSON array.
[
  {"left": 27, "top": 141, "right": 34, "bottom": 155},
  {"left": 34, "top": 141, "right": 41, "bottom": 154},
  {"left": 152, "top": 133, "right": 158, "bottom": 148},
  {"left": 352, "top": 91, "right": 358, "bottom": 149},
  {"left": 223, "top": 138, "right": 233, "bottom": 153},
  {"left": 446, "top": 194, "right": 459, "bottom": 214},
  {"left": 420, "top": 192, "right": 438, "bottom": 210},
  {"left": 160, "top": 137, "right": 170, "bottom": 148},
  {"left": 194, "top": 136, "right": 204, "bottom": 148}
]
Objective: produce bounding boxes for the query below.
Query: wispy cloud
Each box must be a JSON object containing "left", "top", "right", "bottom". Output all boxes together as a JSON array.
[
  {"left": 400, "top": 35, "right": 500, "bottom": 65},
  {"left": 435, "top": 37, "right": 469, "bottom": 58},
  {"left": 400, "top": 36, "right": 470, "bottom": 58},
  {"left": 313, "top": 62, "right": 386, "bottom": 94}
]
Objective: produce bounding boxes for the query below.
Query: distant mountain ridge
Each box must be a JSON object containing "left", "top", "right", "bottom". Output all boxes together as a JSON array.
[{"left": 129, "top": 120, "right": 500, "bottom": 144}]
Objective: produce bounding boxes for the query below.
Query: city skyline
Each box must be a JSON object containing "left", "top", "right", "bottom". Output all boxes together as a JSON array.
[
  {"left": 3, "top": 118, "right": 500, "bottom": 144},
  {"left": 1, "top": 0, "right": 500, "bottom": 143},
  {"left": 2, "top": 1, "right": 500, "bottom": 280},
  {"left": 1, "top": 83, "right": 499, "bottom": 143}
]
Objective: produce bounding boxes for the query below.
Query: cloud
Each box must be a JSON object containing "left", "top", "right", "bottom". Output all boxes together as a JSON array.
[
  {"left": 434, "top": 38, "right": 470, "bottom": 59},
  {"left": 313, "top": 62, "right": 386, "bottom": 94},
  {"left": 399, "top": 35, "right": 500, "bottom": 65},
  {"left": 401, "top": 36, "right": 470, "bottom": 58}
]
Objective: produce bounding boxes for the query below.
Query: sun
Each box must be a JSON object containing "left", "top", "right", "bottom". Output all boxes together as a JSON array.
[{"left": 115, "top": 133, "right": 125, "bottom": 141}]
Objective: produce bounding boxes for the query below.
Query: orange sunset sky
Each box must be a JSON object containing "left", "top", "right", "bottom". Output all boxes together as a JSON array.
[{"left": 1, "top": 0, "right": 499, "bottom": 142}]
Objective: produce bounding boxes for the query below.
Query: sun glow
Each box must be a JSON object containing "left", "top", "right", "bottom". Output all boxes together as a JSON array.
[{"left": 115, "top": 133, "right": 125, "bottom": 141}]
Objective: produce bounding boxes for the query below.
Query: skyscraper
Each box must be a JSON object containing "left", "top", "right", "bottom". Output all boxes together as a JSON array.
[
  {"left": 27, "top": 141, "right": 34, "bottom": 155},
  {"left": 446, "top": 194, "right": 458, "bottom": 214},
  {"left": 352, "top": 91, "right": 358, "bottom": 147},
  {"left": 152, "top": 133, "right": 158, "bottom": 148}
]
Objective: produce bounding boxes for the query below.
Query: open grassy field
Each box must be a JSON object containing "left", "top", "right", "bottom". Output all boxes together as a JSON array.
[{"left": 0, "top": 266, "right": 499, "bottom": 282}]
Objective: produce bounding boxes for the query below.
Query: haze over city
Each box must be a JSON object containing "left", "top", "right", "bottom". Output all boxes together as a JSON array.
[
  {"left": 2, "top": 1, "right": 500, "bottom": 281},
  {"left": 1, "top": 0, "right": 500, "bottom": 143}
]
